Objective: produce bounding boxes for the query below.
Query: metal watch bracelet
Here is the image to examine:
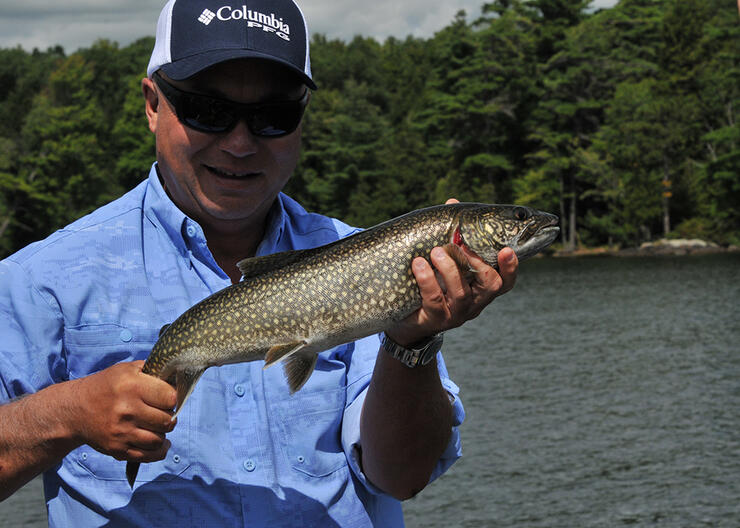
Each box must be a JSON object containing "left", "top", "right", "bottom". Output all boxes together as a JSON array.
[{"left": 380, "top": 332, "right": 444, "bottom": 368}]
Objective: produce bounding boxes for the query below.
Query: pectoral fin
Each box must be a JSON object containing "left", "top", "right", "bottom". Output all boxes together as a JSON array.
[{"left": 173, "top": 368, "right": 205, "bottom": 420}]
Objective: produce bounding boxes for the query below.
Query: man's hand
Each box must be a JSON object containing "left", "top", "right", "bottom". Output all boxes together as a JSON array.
[
  {"left": 386, "top": 199, "right": 519, "bottom": 347},
  {"left": 74, "top": 361, "right": 177, "bottom": 463}
]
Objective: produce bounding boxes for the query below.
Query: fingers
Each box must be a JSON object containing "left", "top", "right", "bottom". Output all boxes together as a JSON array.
[
  {"left": 138, "top": 373, "right": 178, "bottom": 412},
  {"left": 495, "top": 247, "right": 518, "bottom": 295},
  {"left": 428, "top": 247, "right": 473, "bottom": 318},
  {"left": 123, "top": 439, "right": 172, "bottom": 463},
  {"left": 135, "top": 403, "right": 177, "bottom": 434},
  {"left": 413, "top": 255, "right": 448, "bottom": 313}
]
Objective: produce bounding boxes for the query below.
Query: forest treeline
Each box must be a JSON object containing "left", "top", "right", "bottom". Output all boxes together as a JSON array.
[{"left": 0, "top": 0, "right": 738, "bottom": 258}]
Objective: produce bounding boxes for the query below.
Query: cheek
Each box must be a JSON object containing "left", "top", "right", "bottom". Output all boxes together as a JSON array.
[
  {"left": 156, "top": 114, "right": 206, "bottom": 168},
  {"left": 265, "top": 134, "right": 302, "bottom": 181}
]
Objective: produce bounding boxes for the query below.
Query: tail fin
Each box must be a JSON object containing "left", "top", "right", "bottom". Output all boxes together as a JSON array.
[{"left": 126, "top": 461, "right": 140, "bottom": 488}]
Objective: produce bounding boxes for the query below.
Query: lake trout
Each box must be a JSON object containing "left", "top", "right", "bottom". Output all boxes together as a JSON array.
[{"left": 125, "top": 203, "right": 558, "bottom": 487}]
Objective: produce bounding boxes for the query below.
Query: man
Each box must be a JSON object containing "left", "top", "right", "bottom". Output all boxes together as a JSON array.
[{"left": 0, "top": 0, "right": 518, "bottom": 526}]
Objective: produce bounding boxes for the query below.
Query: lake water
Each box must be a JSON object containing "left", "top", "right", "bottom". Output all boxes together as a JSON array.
[{"left": 2, "top": 254, "right": 739, "bottom": 527}]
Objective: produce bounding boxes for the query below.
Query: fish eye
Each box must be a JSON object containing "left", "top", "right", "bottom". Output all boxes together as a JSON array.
[{"left": 514, "top": 207, "right": 530, "bottom": 221}]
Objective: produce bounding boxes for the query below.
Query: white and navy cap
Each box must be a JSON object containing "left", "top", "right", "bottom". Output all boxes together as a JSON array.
[{"left": 147, "top": 0, "right": 316, "bottom": 89}]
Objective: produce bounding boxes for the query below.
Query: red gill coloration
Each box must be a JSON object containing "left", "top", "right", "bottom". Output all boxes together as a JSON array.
[{"left": 453, "top": 227, "right": 463, "bottom": 246}]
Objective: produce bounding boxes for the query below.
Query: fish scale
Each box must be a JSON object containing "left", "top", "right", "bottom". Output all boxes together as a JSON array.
[{"left": 126, "top": 202, "right": 559, "bottom": 487}]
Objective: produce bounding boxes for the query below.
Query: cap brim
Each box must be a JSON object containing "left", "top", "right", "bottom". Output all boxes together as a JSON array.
[{"left": 158, "top": 49, "right": 317, "bottom": 90}]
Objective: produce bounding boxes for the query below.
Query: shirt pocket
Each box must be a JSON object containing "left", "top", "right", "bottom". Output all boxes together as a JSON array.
[
  {"left": 62, "top": 323, "right": 191, "bottom": 482},
  {"left": 270, "top": 353, "right": 349, "bottom": 478},
  {"left": 64, "top": 323, "right": 159, "bottom": 377}
]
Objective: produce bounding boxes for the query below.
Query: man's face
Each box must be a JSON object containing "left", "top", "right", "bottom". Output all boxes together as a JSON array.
[{"left": 144, "top": 59, "right": 305, "bottom": 232}]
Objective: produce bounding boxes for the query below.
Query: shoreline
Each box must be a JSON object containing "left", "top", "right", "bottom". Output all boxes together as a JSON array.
[{"left": 551, "top": 239, "right": 740, "bottom": 258}]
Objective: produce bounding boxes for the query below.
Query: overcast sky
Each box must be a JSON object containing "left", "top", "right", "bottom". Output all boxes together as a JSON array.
[{"left": 0, "top": 0, "right": 619, "bottom": 54}]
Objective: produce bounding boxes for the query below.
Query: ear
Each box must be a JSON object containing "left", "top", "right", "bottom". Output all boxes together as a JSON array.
[{"left": 142, "top": 77, "right": 159, "bottom": 134}]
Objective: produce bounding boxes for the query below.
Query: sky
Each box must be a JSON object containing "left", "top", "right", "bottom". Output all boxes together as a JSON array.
[{"left": 0, "top": 0, "right": 619, "bottom": 54}]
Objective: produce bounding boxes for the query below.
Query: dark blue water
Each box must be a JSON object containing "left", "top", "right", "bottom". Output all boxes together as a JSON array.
[
  {"left": 404, "top": 253, "right": 740, "bottom": 527},
  {"left": 3, "top": 254, "right": 739, "bottom": 527}
]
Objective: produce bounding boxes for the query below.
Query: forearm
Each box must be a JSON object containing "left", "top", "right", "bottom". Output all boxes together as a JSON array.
[
  {"left": 359, "top": 348, "right": 453, "bottom": 500},
  {"left": 0, "top": 380, "right": 83, "bottom": 501}
]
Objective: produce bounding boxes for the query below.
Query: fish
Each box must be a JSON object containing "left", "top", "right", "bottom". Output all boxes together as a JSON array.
[{"left": 125, "top": 202, "right": 558, "bottom": 487}]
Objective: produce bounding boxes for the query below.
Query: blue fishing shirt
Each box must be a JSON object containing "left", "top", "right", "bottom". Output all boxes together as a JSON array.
[{"left": 0, "top": 164, "right": 465, "bottom": 527}]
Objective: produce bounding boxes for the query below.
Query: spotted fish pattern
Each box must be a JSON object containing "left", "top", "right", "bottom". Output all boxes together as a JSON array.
[{"left": 126, "top": 202, "right": 558, "bottom": 487}]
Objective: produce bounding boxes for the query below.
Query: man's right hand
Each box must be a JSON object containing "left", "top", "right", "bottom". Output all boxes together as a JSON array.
[
  {"left": 73, "top": 360, "right": 178, "bottom": 463},
  {"left": 0, "top": 360, "right": 177, "bottom": 500}
]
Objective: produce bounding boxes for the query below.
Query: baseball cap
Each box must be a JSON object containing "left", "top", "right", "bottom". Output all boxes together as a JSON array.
[{"left": 147, "top": 0, "right": 316, "bottom": 89}]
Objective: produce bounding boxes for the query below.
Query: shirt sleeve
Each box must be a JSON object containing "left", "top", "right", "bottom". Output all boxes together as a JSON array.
[
  {"left": 0, "top": 258, "right": 66, "bottom": 403},
  {"left": 340, "top": 334, "right": 465, "bottom": 496}
]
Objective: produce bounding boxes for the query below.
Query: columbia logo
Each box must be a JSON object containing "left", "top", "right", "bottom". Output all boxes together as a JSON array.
[{"left": 197, "top": 9, "right": 216, "bottom": 25}]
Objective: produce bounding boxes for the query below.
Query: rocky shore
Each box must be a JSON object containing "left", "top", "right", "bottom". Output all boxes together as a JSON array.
[{"left": 553, "top": 239, "right": 740, "bottom": 258}]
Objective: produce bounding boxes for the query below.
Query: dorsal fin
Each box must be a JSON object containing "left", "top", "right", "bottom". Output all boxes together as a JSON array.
[
  {"left": 158, "top": 323, "right": 171, "bottom": 337},
  {"left": 237, "top": 249, "right": 313, "bottom": 280},
  {"left": 236, "top": 237, "right": 348, "bottom": 280}
]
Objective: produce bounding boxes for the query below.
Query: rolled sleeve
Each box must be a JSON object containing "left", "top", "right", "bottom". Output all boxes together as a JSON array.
[
  {"left": 0, "top": 259, "right": 65, "bottom": 402},
  {"left": 341, "top": 338, "right": 466, "bottom": 496}
]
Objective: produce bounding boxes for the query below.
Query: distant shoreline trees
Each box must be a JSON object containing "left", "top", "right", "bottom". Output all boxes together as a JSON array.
[{"left": 0, "top": 0, "right": 737, "bottom": 257}]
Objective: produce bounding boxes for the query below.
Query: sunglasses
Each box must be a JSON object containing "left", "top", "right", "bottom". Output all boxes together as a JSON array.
[{"left": 153, "top": 72, "right": 309, "bottom": 137}]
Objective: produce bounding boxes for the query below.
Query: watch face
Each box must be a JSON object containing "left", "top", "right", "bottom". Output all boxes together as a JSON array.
[
  {"left": 420, "top": 348, "right": 435, "bottom": 366},
  {"left": 419, "top": 334, "right": 444, "bottom": 366}
]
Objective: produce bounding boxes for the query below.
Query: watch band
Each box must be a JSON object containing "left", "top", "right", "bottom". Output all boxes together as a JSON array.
[{"left": 380, "top": 332, "right": 444, "bottom": 368}]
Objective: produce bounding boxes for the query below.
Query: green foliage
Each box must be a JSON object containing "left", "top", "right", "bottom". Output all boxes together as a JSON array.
[{"left": 0, "top": 2, "right": 738, "bottom": 256}]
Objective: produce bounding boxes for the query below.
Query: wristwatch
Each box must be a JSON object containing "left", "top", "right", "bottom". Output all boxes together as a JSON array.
[{"left": 380, "top": 332, "right": 444, "bottom": 368}]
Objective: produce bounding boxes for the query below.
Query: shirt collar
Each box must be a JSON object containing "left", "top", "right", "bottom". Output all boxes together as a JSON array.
[
  {"left": 143, "top": 162, "right": 288, "bottom": 260},
  {"left": 144, "top": 163, "right": 190, "bottom": 256},
  {"left": 255, "top": 195, "right": 287, "bottom": 257}
]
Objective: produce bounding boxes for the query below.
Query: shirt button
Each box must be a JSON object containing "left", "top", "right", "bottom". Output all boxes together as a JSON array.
[
  {"left": 119, "top": 329, "right": 133, "bottom": 342},
  {"left": 186, "top": 224, "right": 197, "bottom": 237},
  {"left": 173, "top": 454, "right": 181, "bottom": 464},
  {"left": 234, "top": 384, "right": 245, "bottom": 397},
  {"left": 243, "top": 459, "right": 256, "bottom": 472}
]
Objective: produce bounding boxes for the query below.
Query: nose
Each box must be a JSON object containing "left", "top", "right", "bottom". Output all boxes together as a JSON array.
[{"left": 218, "top": 119, "right": 258, "bottom": 158}]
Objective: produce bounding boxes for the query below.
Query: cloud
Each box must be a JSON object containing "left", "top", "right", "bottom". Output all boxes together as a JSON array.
[
  {"left": 0, "top": 0, "right": 619, "bottom": 53},
  {"left": 0, "top": 1, "right": 160, "bottom": 51}
]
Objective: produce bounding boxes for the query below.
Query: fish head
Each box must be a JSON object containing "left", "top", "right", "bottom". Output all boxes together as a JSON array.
[{"left": 457, "top": 204, "right": 560, "bottom": 267}]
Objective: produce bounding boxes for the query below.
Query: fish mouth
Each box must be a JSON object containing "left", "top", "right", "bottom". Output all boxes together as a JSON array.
[{"left": 515, "top": 222, "right": 560, "bottom": 260}]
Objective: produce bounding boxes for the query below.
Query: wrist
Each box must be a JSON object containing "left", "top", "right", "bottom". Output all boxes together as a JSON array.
[
  {"left": 48, "top": 378, "right": 88, "bottom": 448},
  {"left": 383, "top": 325, "right": 433, "bottom": 349}
]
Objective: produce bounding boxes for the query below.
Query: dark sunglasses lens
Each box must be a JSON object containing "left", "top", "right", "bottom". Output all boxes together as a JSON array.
[
  {"left": 247, "top": 102, "right": 305, "bottom": 137},
  {"left": 181, "top": 98, "right": 235, "bottom": 133}
]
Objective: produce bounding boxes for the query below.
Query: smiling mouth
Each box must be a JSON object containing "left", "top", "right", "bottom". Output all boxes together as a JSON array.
[{"left": 206, "top": 165, "right": 261, "bottom": 180}]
